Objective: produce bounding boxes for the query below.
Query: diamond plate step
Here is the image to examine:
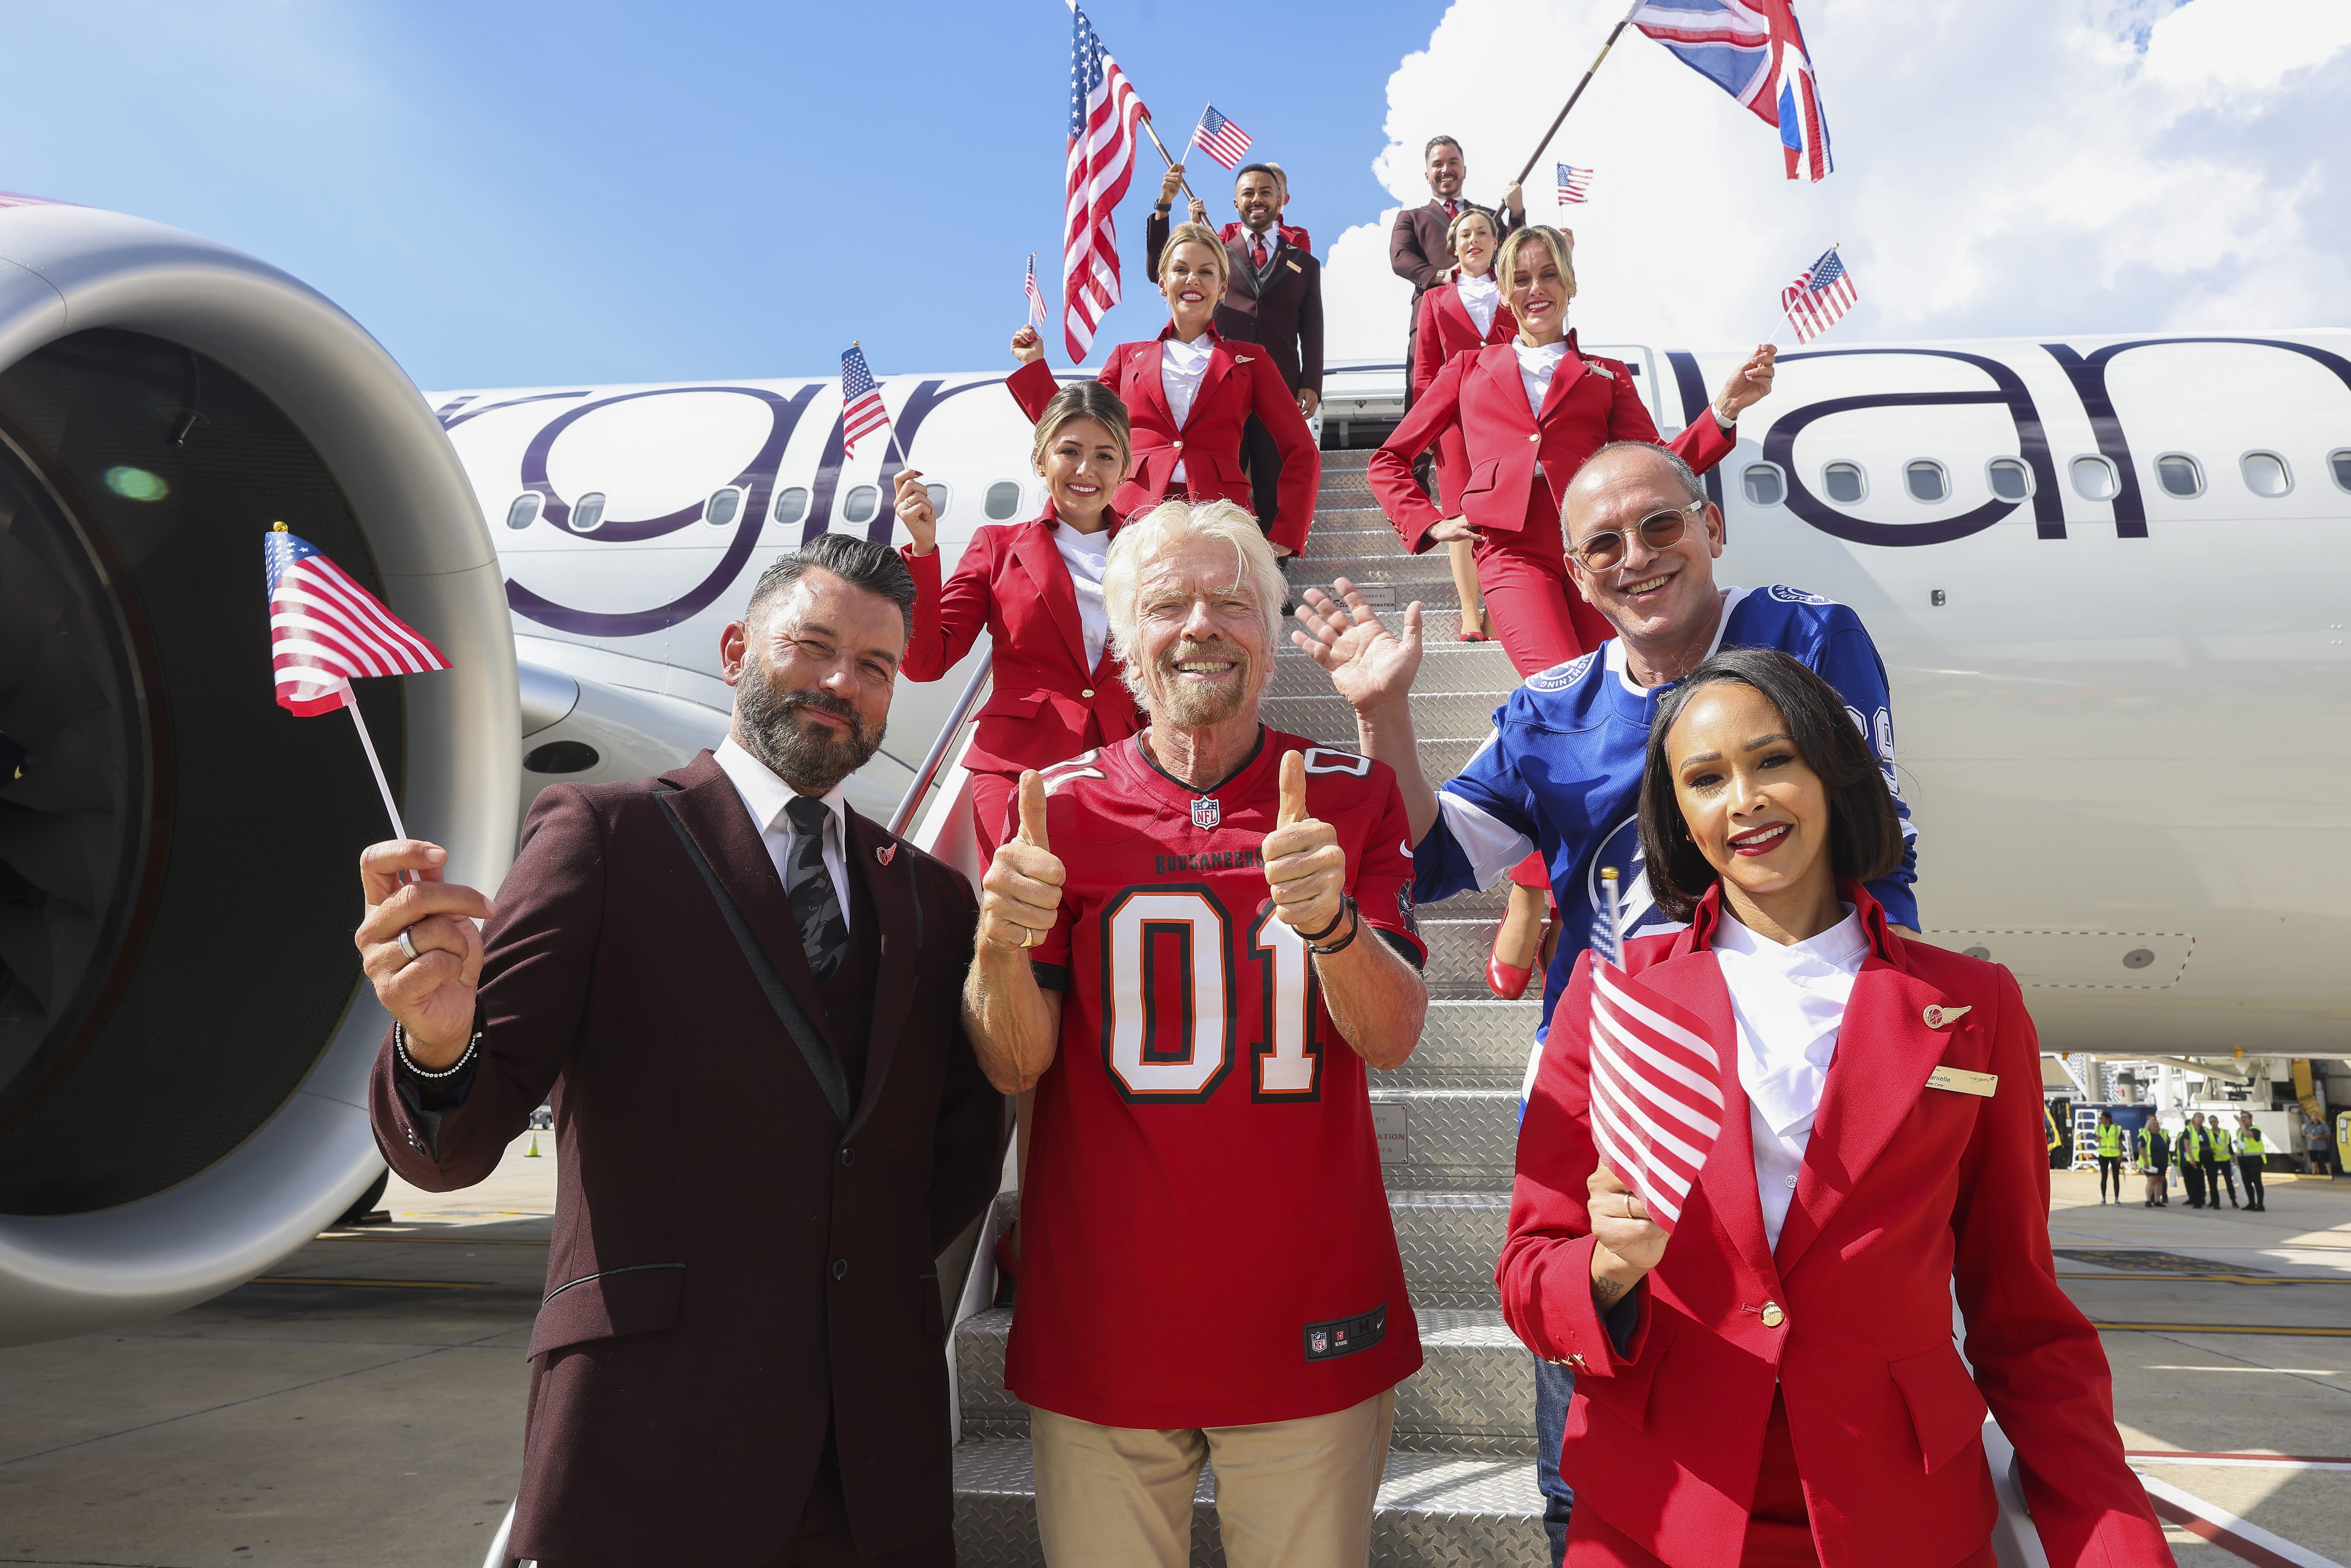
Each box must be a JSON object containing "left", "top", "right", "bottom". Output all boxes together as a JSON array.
[
  {"left": 1389, "top": 1192, "right": 1510, "bottom": 1310},
  {"left": 953, "top": 1440, "right": 1545, "bottom": 1567},
  {"left": 1267, "top": 642, "right": 1522, "bottom": 698},
  {"left": 1373, "top": 1088, "right": 1519, "bottom": 1189},
  {"left": 1411, "top": 918, "right": 1512, "bottom": 1001},
  {"left": 1383, "top": 1000, "right": 1541, "bottom": 1088},
  {"left": 953, "top": 1305, "right": 1534, "bottom": 1455},
  {"left": 1266, "top": 690, "right": 1515, "bottom": 744}
]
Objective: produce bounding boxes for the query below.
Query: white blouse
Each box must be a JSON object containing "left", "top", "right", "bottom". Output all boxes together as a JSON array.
[
  {"left": 1712, "top": 905, "right": 1870, "bottom": 1250},
  {"left": 1456, "top": 272, "right": 1500, "bottom": 337},
  {"left": 1160, "top": 335, "right": 1215, "bottom": 483},
  {"left": 1513, "top": 338, "right": 1568, "bottom": 420},
  {"left": 1052, "top": 521, "right": 1112, "bottom": 671}
]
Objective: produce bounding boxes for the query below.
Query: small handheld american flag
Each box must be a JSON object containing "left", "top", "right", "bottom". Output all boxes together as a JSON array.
[
  {"left": 1555, "top": 163, "right": 1594, "bottom": 204},
  {"left": 1189, "top": 103, "right": 1252, "bottom": 170},
  {"left": 1025, "top": 252, "right": 1049, "bottom": 331},
  {"left": 840, "top": 344, "right": 893, "bottom": 458},
  {"left": 265, "top": 523, "right": 450, "bottom": 838},
  {"left": 1779, "top": 245, "right": 1856, "bottom": 344},
  {"left": 1584, "top": 867, "right": 1727, "bottom": 1232}
]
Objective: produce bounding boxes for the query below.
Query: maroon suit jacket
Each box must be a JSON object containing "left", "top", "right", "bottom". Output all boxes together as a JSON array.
[
  {"left": 1007, "top": 332, "right": 1321, "bottom": 554},
  {"left": 1500, "top": 885, "right": 2171, "bottom": 1568},
  {"left": 1409, "top": 277, "right": 1516, "bottom": 512},
  {"left": 900, "top": 506, "right": 1145, "bottom": 774},
  {"left": 370, "top": 753, "right": 1005, "bottom": 1566},
  {"left": 1368, "top": 331, "right": 1735, "bottom": 555}
]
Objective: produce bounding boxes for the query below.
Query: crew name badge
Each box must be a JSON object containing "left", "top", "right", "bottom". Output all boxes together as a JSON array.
[{"left": 1926, "top": 1065, "right": 1998, "bottom": 1098}]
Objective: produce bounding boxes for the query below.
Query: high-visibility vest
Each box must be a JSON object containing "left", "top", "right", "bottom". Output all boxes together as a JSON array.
[
  {"left": 2208, "top": 1127, "right": 2234, "bottom": 1158},
  {"left": 2240, "top": 1126, "right": 2266, "bottom": 1156},
  {"left": 2182, "top": 1127, "right": 2205, "bottom": 1161},
  {"left": 2098, "top": 1124, "right": 2122, "bottom": 1157}
]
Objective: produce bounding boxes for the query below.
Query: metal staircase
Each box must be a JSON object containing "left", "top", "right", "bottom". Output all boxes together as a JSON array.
[{"left": 948, "top": 449, "right": 1550, "bottom": 1565}]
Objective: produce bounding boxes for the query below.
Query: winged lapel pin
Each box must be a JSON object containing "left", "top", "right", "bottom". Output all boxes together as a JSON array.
[{"left": 1922, "top": 1003, "right": 1971, "bottom": 1029}]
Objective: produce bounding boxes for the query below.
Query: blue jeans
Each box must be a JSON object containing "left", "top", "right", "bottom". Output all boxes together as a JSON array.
[{"left": 1534, "top": 1354, "right": 1575, "bottom": 1566}]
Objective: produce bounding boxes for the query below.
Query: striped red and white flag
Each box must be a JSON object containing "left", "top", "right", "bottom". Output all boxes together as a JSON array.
[
  {"left": 1189, "top": 103, "right": 1253, "bottom": 170},
  {"left": 264, "top": 526, "right": 449, "bottom": 717},
  {"left": 1585, "top": 953, "right": 1727, "bottom": 1232},
  {"left": 1779, "top": 245, "right": 1856, "bottom": 344},
  {"left": 1062, "top": 4, "right": 1148, "bottom": 363}
]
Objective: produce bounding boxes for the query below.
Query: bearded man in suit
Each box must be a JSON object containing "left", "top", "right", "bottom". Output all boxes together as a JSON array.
[
  {"left": 1390, "top": 134, "right": 1524, "bottom": 415},
  {"left": 355, "top": 532, "right": 1006, "bottom": 1568}
]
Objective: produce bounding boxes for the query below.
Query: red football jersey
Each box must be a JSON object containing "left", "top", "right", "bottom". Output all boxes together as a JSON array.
[{"left": 1005, "top": 728, "right": 1427, "bottom": 1428}]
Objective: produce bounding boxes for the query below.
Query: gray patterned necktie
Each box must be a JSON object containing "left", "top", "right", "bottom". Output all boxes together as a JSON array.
[{"left": 783, "top": 795, "right": 846, "bottom": 985}]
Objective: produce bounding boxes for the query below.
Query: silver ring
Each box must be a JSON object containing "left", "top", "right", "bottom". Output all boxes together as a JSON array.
[{"left": 397, "top": 927, "right": 421, "bottom": 964}]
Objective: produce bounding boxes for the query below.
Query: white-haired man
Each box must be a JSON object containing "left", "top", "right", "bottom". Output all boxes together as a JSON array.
[{"left": 962, "top": 499, "right": 1430, "bottom": 1568}]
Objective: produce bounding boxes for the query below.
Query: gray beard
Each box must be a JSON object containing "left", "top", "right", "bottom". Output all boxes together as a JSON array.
[{"left": 734, "top": 656, "right": 884, "bottom": 793}]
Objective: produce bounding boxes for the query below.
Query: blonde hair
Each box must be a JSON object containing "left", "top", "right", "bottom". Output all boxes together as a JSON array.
[
  {"left": 1031, "top": 381, "right": 1133, "bottom": 480},
  {"left": 1157, "top": 222, "right": 1231, "bottom": 286},
  {"left": 1497, "top": 224, "right": 1577, "bottom": 301},
  {"left": 1103, "top": 499, "right": 1285, "bottom": 701},
  {"left": 1444, "top": 205, "right": 1499, "bottom": 263}
]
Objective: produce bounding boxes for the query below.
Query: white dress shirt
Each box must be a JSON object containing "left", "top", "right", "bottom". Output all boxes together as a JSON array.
[
  {"left": 1161, "top": 334, "right": 1215, "bottom": 483},
  {"left": 1052, "top": 522, "right": 1112, "bottom": 671},
  {"left": 1456, "top": 272, "right": 1500, "bottom": 337},
  {"left": 1514, "top": 337, "right": 1568, "bottom": 420},
  {"left": 712, "top": 735, "right": 852, "bottom": 933},
  {"left": 1712, "top": 904, "right": 1869, "bottom": 1249}
]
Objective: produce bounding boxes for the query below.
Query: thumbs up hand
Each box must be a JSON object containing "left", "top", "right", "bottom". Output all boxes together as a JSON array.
[
  {"left": 980, "top": 770, "right": 1066, "bottom": 952},
  {"left": 1263, "top": 752, "right": 1345, "bottom": 938}
]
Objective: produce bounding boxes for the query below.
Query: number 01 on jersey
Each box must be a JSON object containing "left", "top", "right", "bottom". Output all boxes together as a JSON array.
[{"left": 1102, "top": 885, "right": 1322, "bottom": 1103}]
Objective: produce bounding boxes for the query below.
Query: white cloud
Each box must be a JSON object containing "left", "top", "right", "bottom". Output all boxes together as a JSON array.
[{"left": 1322, "top": 0, "right": 2351, "bottom": 358}]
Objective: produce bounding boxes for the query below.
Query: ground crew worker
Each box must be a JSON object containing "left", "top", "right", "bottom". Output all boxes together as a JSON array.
[
  {"left": 2096, "top": 1111, "right": 2125, "bottom": 1204},
  {"left": 2143, "top": 1121, "right": 2169, "bottom": 1207},
  {"left": 2236, "top": 1113, "right": 2269, "bottom": 1212},
  {"left": 2204, "top": 1114, "right": 2240, "bottom": 1208},
  {"left": 2180, "top": 1115, "right": 2207, "bottom": 1208}
]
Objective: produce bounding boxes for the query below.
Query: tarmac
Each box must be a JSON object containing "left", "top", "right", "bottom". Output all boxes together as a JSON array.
[{"left": 1, "top": 1136, "right": 2344, "bottom": 1568}]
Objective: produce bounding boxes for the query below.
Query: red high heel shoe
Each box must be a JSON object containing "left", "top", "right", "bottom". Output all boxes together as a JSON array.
[{"left": 1487, "top": 950, "right": 1532, "bottom": 1000}]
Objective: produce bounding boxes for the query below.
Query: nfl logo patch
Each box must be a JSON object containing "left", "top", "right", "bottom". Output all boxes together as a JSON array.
[
  {"left": 1310, "top": 1331, "right": 1329, "bottom": 1354},
  {"left": 1191, "top": 796, "right": 1220, "bottom": 829}
]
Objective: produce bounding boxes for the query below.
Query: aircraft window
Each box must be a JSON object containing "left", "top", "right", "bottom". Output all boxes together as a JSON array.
[
  {"left": 704, "top": 487, "right": 743, "bottom": 528},
  {"left": 2240, "top": 451, "right": 2291, "bottom": 497},
  {"left": 773, "top": 486, "right": 810, "bottom": 526},
  {"left": 2154, "top": 454, "right": 2203, "bottom": 499},
  {"left": 843, "top": 484, "right": 880, "bottom": 524},
  {"left": 985, "top": 481, "right": 1023, "bottom": 520},
  {"left": 569, "top": 491, "right": 607, "bottom": 533},
  {"left": 1822, "top": 462, "right": 1866, "bottom": 504},
  {"left": 1740, "top": 463, "right": 1785, "bottom": 507},
  {"left": 924, "top": 483, "right": 950, "bottom": 516},
  {"left": 1903, "top": 460, "right": 1949, "bottom": 503},
  {"left": 1986, "top": 458, "right": 2032, "bottom": 501},
  {"left": 2331, "top": 449, "right": 2351, "bottom": 493},
  {"left": 2068, "top": 457, "right": 2118, "bottom": 501},
  {"left": 504, "top": 493, "right": 543, "bottom": 530}
]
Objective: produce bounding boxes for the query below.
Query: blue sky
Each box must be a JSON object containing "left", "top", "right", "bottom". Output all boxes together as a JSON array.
[
  {"left": 0, "top": 1, "right": 1444, "bottom": 387},
  {"left": 4, "top": 1, "right": 2343, "bottom": 390}
]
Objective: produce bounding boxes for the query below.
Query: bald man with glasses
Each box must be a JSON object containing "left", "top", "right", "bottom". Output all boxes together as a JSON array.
[{"left": 1293, "top": 440, "right": 1922, "bottom": 1565}]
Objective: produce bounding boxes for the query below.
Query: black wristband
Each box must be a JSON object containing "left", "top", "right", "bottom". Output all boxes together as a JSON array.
[
  {"left": 1307, "top": 898, "right": 1361, "bottom": 956},
  {"left": 1298, "top": 895, "right": 1352, "bottom": 945}
]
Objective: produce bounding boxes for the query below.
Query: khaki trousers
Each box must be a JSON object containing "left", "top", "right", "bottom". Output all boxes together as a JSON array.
[{"left": 1031, "top": 1389, "right": 1397, "bottom": 1568}]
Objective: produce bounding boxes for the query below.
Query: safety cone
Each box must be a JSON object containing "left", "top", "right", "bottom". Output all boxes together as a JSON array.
[{"left": 525, "top": 1131, "right": 541, "bottom": 1158}]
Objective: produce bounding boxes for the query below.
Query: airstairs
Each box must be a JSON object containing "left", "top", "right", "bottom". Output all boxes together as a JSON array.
[{"left": 937, "top": 449, "right": 1551, "bottom": 1565}]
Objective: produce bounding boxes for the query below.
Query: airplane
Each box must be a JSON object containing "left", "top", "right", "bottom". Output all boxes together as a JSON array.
[{"left": 0, "top": 193, "right": 2344, "bottom": 1351}]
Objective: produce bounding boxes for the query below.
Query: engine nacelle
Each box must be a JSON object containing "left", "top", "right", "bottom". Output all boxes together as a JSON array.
[{"left": 0, "top": 198, "right": 515, "bottom": 1346}]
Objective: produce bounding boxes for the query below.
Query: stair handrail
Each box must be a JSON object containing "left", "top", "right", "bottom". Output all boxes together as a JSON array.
[{"left": 887, "top": 652, "right": 993, "bottom": 838}]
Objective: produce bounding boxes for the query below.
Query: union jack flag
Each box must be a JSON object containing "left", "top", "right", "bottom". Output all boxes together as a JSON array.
[
  {"left": 1189, "top": 103, "right": 1253, "bottom": 170},
  {"left": 1585, "top": 949, "right": 1727, "bottom": 1232},
  {"left": 840, "top": 344, "right": 892, "bottom": 457},
  {"left": 1024, "top": 252, "right": 1049, "bottom": 331},
  {"left": 264, "top": 527, "right": 449, "bottom": 717},
  {"left": 1629, "top": 0, "right": 1833, "bottom": 181},
  {"left": 1063, "top": 5, "right": 1150, "bottom": 363},
  {"left": 1556, "top": 163, "right": 1594, "bottom": 204},
  {"left": 1779, "top": 246, "right": 1856, "bottom": 343}
]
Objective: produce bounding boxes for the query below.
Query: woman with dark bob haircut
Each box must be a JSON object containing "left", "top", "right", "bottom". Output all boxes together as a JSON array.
[{"left": 1498, "top": 648, "right": 2170, "bottom": 1568}]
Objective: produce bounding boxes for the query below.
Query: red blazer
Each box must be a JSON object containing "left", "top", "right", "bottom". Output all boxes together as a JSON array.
[
  {"left": 1499, "top": 885, "right": 2171, "bottom": 1568},
  {"left": 1007, "top": 325, "right": 1322, "bottom": 554},
  {"left": 1370, "top": 331, "right": 1735, "bottom": 554},
  {"left": 1409, "top": 277, "right": 1516, "bottom": 512},
  {"left": 900, "top": 507, "right": 1145, "bottom": 775}
]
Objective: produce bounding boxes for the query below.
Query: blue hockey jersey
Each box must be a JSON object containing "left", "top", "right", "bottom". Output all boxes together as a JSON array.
[{"left": 1414, "top": 585, "right": 1919, "bottom": 1050}]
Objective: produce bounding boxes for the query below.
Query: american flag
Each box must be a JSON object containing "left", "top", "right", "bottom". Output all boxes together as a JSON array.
[
  {"left": 1585, "top": 949, "right": 1727, "bottom": 1232},
  {"left": 840, "top": 344, "right": 892, "bottom": 457},
  {"left": 1025, "top": 252, "right": 1049, "bottom": 331},
  {"left": 1630, "top": 0, "right": 1833, "bottom": 182},
  {"left": 1064, "top": 5, "right": 1148, "bottom": 363},
  {"left": 1189, "top": 103, "right": 1252, "bottom": 170},
  {"left": 1556, "top": 163, "right": 1594, "bottom": 204},
  {"left": 1779, "top": 246, "right": 1856, "bottom": 343},
  {"left": 265, "top": 527, "right": 449, "bottom": 717}
]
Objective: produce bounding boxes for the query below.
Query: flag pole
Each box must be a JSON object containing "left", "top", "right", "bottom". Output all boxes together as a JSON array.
[
  {"left": 1136, "top": 113, "right": 1197, "bottom": 207},
  {"left": 343, "top": 684, "right": 410, "bottom": 842},
  {"left": 1601, "top": 866, "right": 1623, "bottom": 966},
  {"left": 1514, "top": 0, "right": 1644, "bottom": 189}
]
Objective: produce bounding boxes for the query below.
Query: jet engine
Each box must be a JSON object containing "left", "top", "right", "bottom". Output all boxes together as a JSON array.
[{"left": 0, "top": 198, "right": 515, "bottom": 1347}]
